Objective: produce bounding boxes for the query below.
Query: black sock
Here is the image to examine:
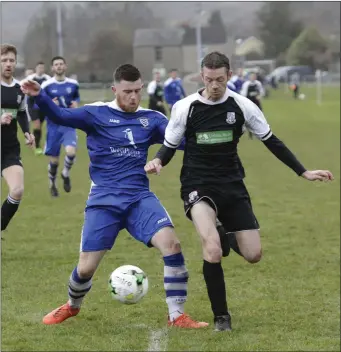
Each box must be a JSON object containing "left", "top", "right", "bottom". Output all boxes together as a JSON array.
[
  {"left": 229, "top": 233, "right": 243, "bottom": 256},
  {"left": 33, "top": 129, "right": 42, "bottom": 149},
  {"left": 203, "top": 260, "right": 228, "bottom": 317},
  {"left": 48, "top": 162, "right": 58, "bottom": 187},
  {"left": 1, "top": 195, "right": 21, "bottom": 231}
]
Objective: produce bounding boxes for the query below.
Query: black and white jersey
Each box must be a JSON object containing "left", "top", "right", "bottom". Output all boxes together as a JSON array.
[
  {"left": 147, "top": 80, "right": 164, "bottom": 110},
  {"left": 26, "top": 73, "right": 51, "bottom": 86},
  {"left": 164, "top": 89, "right": 272, "bottom": 187},
  {"left": 240, "top": 80, "right": 264, "bottom": 101},
  {"left": 1, "top": 79, "right": 29, "bottom": 151}
]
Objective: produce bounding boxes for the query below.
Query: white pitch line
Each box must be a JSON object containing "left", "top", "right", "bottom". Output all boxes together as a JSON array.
[{"left": 147, "top": 328, "right": 169, "bottom": 352}]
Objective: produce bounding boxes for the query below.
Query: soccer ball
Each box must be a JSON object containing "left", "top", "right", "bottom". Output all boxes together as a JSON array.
[
  {"left": 299, "top": 93, "right": 306, "bottom": 100},
  {"left": 108, "top": 265, "right": 148, "bottom": 304}
]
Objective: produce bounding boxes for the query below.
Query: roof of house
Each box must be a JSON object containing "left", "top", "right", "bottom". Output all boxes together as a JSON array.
[
  {"left": 134, "top": 25, "right": 227, "bottom": 47},
  {"left": 133, "top": 28, "right": 185, "bottom": 47},
  {"left": 182, "top": 26, "right": 226, "bottom": 45}
]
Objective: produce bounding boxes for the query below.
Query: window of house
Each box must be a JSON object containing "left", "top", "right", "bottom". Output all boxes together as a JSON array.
[{"left": 155, "top": 46, "right": 163, "bottom": 62}]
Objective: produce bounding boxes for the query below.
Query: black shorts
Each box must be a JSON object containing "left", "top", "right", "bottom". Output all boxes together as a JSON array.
[
  {"left": 182, "top": 181, "right": 259, "bottom": 233},
  {"left": 1, "top": 149, "right": 23, "bottom": 174},
  {"left": 30, "top": 108, "right": 45, "bottom": 123}
]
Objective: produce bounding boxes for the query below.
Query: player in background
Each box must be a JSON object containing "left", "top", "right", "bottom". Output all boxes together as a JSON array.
[
  {"left": 147, "top": 71, "right": 166, "bottom": 115},
  {"left": 164, "top": 69, "right": 186, "bottom": 112},
  {"left": 145, "top": 51, "right": 334, "bottom": 331},
  {"left": 240, "top": 72, "right": 265, "bottom": 111},
  {"left": 26, "top": 62, "right": 51, "bottom": 155},
  {"left": 41, "top": 56, "right": 80, "bottom": 197},
  {"left": 1, "top": 44, "right": 35, "bottom": 232},
  {"left": 22, "top": 64, "right": 208, "bottom": 329},
  {"left": 230, "top": 68, "right": 245, "bottom": 93}
]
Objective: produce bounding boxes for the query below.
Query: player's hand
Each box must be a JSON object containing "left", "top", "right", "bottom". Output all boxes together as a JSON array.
[
  {"left": 20, "top": 79, "right": 41, "bottom": 96},
  {"left": 52, "top": 98, "right": 60, "bottom": 106},
  {"left": 301, "top": 170, "right": 334, "bottom": 182},
  {"left": 144, "top": 158, "right": 162, "bottom": 175},
  {"left": 156, "top": 101, "right": 163, "bottom": 107},
  {"left": 24, "top": 132, "right": 35, "bottom": 148},
  {"left": 69, "top": 101, "right": 78, "bottom": 108},
  {"left": 1, "top": 112, "right": 12, "bottom": 125}
]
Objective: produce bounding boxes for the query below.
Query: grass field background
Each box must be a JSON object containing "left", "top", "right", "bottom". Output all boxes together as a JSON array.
[{"left": 1, "top": 86, "right": 340, "bottom": 351}]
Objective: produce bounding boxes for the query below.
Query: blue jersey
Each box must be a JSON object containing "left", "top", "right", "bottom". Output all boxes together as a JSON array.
[
  {"left": 230, "top": 76, "right": 245, "bottom": 93},
  {"left": 41, "top": 77, "right": 80, "bottom": 128},
  {"left": 35, "top": 91, "right": 184, "bottom": 193},
  {"left": 227, "top": 81, "right": 237, "bottom": 92},
  {"left": 164, "top": 78, "right": 186, "bottom": 106}
]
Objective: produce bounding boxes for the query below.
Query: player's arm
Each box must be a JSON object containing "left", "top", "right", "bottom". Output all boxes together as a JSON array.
[
  {"left": 145, "top": 102, "right": 187, "bottom": 174},
  {"left": 244, "top": 101, "right": 333, "bottom": 181},
  {"left": 240, "top": 81, "right": 249, "bottom": 97},
  {"left": 21, "top": 80, "right": 93, "bottom": 132},
  {"left": 154, "top": 112, "right": 185, "bottom": 150},
  {"left": 257, "top": 80, "right": 265, "bottom": 98},
  {"left": 180, "top": 81, "right": 186, "bottom": 98},
  {"left": 163, "top": 80, "right": 171, "bottom": 105},
  {"left": 70, "top": 83, "right": 81, "bottom": 108},
  {"left": 17, "top": 95, "right": 30, "bottom": 134},
  {"left": 147, "top": 81, "right": 158, "bottom": 105},
  {"left": 35, "top": 90, "right": 92, "bottom": 131}
]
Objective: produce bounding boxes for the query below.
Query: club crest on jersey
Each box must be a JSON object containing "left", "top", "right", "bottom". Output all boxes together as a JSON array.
[
  {"left": 226, "top": 112, "right": 236, "bottom": 124},
  {"left": 17, "top": 95, "right": 22, "bottom": 104},
  {"left": 66, "top": 87, "right": 72, "bottom": 94},
  {"left": 188, "top": 191, "right": 199, "bottom": 203},
  {"left": 139, "top": 118, "right": 149, "bottom": 128}
]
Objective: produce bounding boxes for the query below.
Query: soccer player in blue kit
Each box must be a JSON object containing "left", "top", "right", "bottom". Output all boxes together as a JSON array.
[
  {"left": 21, "top": 64, "right": 208, "bottom": 328},
  {"left": 41, "top": 56, "right": 80, "bottom": 197}
]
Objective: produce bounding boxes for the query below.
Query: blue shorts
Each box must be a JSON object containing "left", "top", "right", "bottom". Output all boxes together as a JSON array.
[
  {"left": 44, "top": 125, "right": 77, "bottom": 157},
  {"left": 80, "top": 189, "right": 174, "bottom": 252}
]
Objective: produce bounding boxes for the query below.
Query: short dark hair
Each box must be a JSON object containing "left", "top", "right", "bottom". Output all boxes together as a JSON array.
[
  {"left": 201, "top": 51, "right": 230, "bottom": 72},
  {"left": 51, "top": 56, "right": 66, "bottom": 65},
  {"left": 114, "top": 64, "right": 141, "bottom": 83},
  {"left": 169, "top": 68, "right": 177, "bottom": 73},
  {"left": 1, "top": 44, "right": 17, "bottom": 58},
  {"left": 36, "top": 61, "right": 45, "bottom": 66}
]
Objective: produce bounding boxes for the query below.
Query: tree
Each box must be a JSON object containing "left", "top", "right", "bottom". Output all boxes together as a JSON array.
[
  {"left": 87, "top": 30, "right": 133, "bottom": 82},
  {"left": 286, "top": 27, "right": 331, "bottom": 70},
  {"left": 257, "top": 2, "right": 303, "bottom": 58}
]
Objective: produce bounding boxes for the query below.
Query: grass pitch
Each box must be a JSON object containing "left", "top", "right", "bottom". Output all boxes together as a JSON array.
[{"left": 1, "top": 86, "right": 340, "bottom": 351}]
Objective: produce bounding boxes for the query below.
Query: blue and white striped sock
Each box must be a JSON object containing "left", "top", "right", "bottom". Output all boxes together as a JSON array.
[
  {"left": 163, "top": 252, "right": 189, "bottom": 321},
  {"left": 62, "top": 155, "right": 75, "bottom": 178},
  {"left": 68, "top": 267, "right": 92, "bottom": 308}
]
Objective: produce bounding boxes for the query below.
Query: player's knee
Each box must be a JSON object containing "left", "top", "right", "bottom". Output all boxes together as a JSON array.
[
  {"left": 77, "top": 266, "right": 96, "bottom": 279},
  {"left": 204, "top": 245, "right": 222, "bottom": 263},
  {"left": 10, "top": 185, "right": 24, "bottom": 200},
  {"left": 65, "top": 146, "right": 76, "bottom": 156},
  {"left": 245, "top": 249, "right": 262, "bottom": 264}
]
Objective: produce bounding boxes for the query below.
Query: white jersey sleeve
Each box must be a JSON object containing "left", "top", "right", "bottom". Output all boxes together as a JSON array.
[
  {"left": 147, "top": 81, "right": 156, "bottom": 95},
  {"left": 164, "top": 95, "right": 196, "bottom": 148},
  {"left": 256, "top": 80, "right": 265, "bottom": 97},
  {"left": 232, "top": 92, "right": 272, "bottom": 141},
  {"left": 240, "top": 81, "right": 251, "bottom": 97}
]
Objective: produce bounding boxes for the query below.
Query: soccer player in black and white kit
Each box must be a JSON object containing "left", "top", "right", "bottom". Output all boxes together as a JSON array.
[
  {"left": 147, "top": 71, "right": 166, "bottom": 115},
  {"left": 240, "top": 72, "right": 264, "bottom": 110},
  {"left": 145, "top": 52, "right": 334, "bottom": 331},
  {"left": 26, "top": 62, "right": 51, "bottom": 155},
  {"left": 1, "top": 44, "right": 35, "bottom": 232}
]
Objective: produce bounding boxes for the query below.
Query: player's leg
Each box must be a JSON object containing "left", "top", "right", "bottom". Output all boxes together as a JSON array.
[
  {"left": 189, "top": 199, "right": 231, "bottom": 331},
  {"left": 1, "top": 161, "right": 24, "bottom": 231},
  {"left": 30, "top": 108, "right": 44, "bottom": 155},
  {"left": 61, "top": 129, "right": 77, "bottom": 193},
  {"left": 45, "top": 127, "right": 62, "bottom": 197},
  {"left": 125, "top": 193, "right": 208, "bottom": 328},
  {"left": 43, "top": 206, "right": 122, "bottom": 325},
  {"left": 219, "top": 182, "right": 262, "bottom": 264}
]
